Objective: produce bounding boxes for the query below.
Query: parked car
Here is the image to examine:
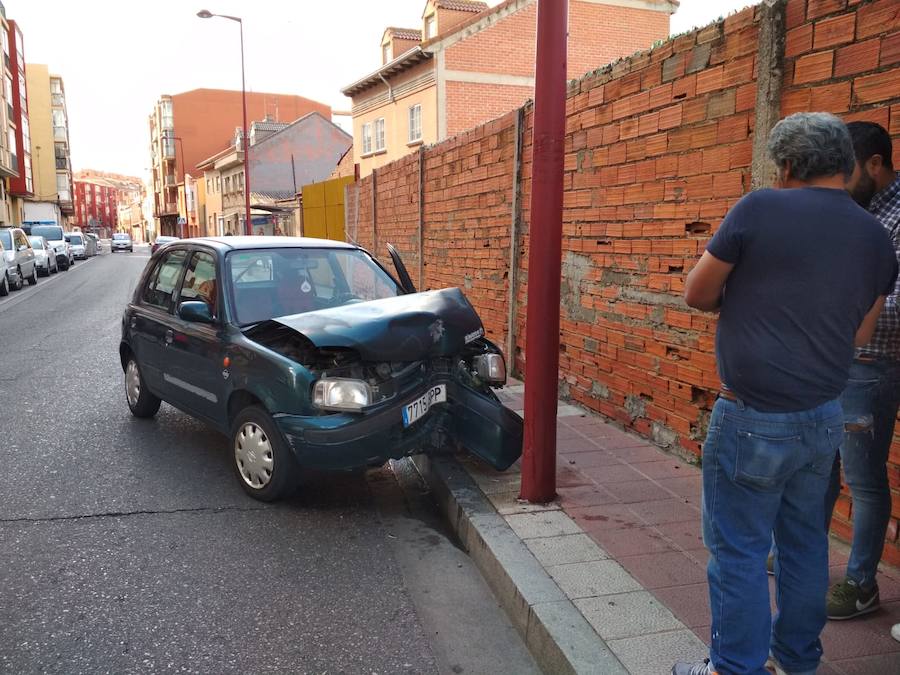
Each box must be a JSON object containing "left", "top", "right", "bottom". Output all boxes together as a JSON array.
[
  {"left": 29, "top": 236, "right": 59, "bottom": 276},
  {"left": 119, "top": 237, "right": 522, "bottom": 501},
  {"left": 111, "top": 232, "right": 133, "bottom": 253},
  {"left": 151, "top": 235, "right": 179, "bottom": 255},
  {"left": 65, "top": 233, "right": 87, "bottom": 260},
  {"left": 0, "top": 237, "right": 11, "bottom": 296},
  {"left": 26, "top": 224, "right": 72, "bottom": 270},
  {"left": 0, "top": 227, "right": 38, "bottom": 290},
  {"left": 84, "top": 233, "right": 100, "bottom": 256}
]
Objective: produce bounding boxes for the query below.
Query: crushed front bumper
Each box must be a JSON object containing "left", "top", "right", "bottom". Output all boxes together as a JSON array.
[{"left": 274, "top": 380, "right": 522, "bottom": 471}]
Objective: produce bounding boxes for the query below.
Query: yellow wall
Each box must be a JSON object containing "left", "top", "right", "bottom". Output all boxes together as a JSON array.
[
  {"left": 302, "top": 176, "right": 355, "bottom": 241},
  {"left": 24, "top": 64, "right": 55, "bottom": 202},
  {"left": 203, "top": 169, "right": 223, "bottom": 236},
  {"left": 352, "top": 61, "right": 437, "bottom": 177}
]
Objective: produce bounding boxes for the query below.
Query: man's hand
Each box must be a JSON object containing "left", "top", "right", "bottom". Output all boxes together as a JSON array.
[{"left": 684, "top": 251, "right": 735, "bottom": 312}]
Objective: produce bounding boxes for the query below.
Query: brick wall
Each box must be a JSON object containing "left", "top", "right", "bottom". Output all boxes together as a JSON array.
[
  {"left": 355, "top": 0, "right": 900, "bottom": 566},
  {"left": 445, "top": 81, "right": 533, "bottom": 136}
]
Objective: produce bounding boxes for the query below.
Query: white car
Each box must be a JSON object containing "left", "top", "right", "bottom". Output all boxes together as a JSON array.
[
  {"left": 29, "top": 235, "right": 59, "bottom": 276},
  {"left": 29, "top": 224, "right": 72, "bottom": 270},
  {"left": 65, "top": 232, "right": 87, "bottom": 260},
  {"left": 0, "top": 236, "right": 11, "bottom": 296},
  {"left": 111, "top": 232, "right": 133, "bottom": 252},
  {"left": 0, "top": 227, "right": 38, "bottom": 290}
]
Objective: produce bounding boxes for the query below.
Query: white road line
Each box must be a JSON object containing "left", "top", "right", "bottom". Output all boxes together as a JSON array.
[{"left": 0, "top": 255, "right": 100, "bottom": 312}]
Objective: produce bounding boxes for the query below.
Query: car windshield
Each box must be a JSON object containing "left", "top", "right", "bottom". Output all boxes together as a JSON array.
[
  {"left": 227, "top": 247, "right": 401, "bottom": 326},
  {"left": 29, "top": 237, "right": 44, "bottom": 249},
  {"left": 68, "top": 235, "right": 83, "bottom": 245},
  {"left": 30, "top": 226, "right": 63, "bottom": 241},
  {"left": 0, "top": 230, "right": 11, "bottom": 249},
  {"left": 113, "top": 234, "right": 130, "bottom": 240}
]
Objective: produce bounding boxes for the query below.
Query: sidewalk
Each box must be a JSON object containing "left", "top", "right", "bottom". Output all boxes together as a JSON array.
[{"left": 431, "top": 382, "right": 900, "bottom": 674}]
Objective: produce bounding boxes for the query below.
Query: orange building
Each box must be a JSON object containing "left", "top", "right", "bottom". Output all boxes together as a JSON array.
[
  {"left": 148, "top": 88, "right": 330, "bottom": 235},
  {"left": 342, "top": 0, "right": 678, "bottom": 176}
]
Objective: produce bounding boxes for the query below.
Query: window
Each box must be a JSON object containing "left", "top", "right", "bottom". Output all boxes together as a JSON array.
[
  {"left": 179, "top": 251, "right": 218, "bottom": 314},
  {"left": 142, "top": 249, "right": 188, "bottom": 310},
  {"left": 375, "top": 118, "right": 386, "bottom": 152},
  {"left": 425, "top": 15, "right": 436, "bottom": 39},
  {"left": 225, "top": 176, "right": 232, "bottom": 193},
  {"left": 56, "top": 173, "right": 70, "bottom": 201},
  {"left": 362, "top": 122, "right": 373, "bottom": 155},
  {"left": 206, "top": 178, "right": 211, "bottom": 193},
  {"left": 8, "top": 127, "right": 16, "bottom": 172},
  {"left": 215, "top": 175, "right": 221, "bottom": 192},
  {"left": 408, "top": 104, "right": 422, "bottom": 143}
]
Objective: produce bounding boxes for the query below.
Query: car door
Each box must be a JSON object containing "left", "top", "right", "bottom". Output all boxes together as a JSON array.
[
  {"left": 129, "top": 248, "right": 189, "bottom": 396},
  {"left": 164, "top": 249, "right": 228, "bottom": 424},
  {"left": 15, "top": 230, "right": 35, "bottom": 277}
]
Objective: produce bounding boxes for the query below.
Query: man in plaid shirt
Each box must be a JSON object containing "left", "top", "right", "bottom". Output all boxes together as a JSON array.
[{"left": 825, "top": 122, "right": 900, "bottom": 620}]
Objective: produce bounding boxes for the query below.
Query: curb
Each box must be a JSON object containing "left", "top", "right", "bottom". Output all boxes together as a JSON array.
[{"left": 411, "top": 453, "right": 628, "bottom": 675}]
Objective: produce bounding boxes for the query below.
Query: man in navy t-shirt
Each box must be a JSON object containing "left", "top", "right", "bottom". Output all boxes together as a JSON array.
[{"left": 672, "top": 113, "right": 897, "bottom": 675}]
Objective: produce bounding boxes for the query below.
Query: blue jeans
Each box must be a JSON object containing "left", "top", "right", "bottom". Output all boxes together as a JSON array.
[
  {"left": 825, "top": 359, "right": 900, "bottom": 587},
  {"left": 703, "top": 397, "right": 842, "bottom": 675}
]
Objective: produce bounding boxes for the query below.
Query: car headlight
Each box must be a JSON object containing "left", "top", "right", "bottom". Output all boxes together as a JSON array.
[
  {"left": 312, "top": 378, "right": 372, "bottom": 411},
  {"left": 473, "top": 353, "right": 507, "bottom": 384}
]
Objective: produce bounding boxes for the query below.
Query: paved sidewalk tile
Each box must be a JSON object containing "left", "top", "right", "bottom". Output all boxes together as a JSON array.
[
  {"left": 617, "top": 550, "right": 708, "bottom": 590},
  {"left": 525, "top": 533, "right": 608, "bottom": 567},
  {"left": 575, "top": 591, "right": 684, "bottom": 640},
  {"left": 506, "top": 510, "right": 583, "bottom": 539},
  {"left": 547, "top": 560, "right": 643, "bottom": 598},
  {"left": 607, "top": 629, "right": 708, "bottom": 675},
  {"left": 590, "top": 524, "right": 679, "bottom": 558},
  {"left": 651, "top": 583, "right": 712, "bottom": 628}
]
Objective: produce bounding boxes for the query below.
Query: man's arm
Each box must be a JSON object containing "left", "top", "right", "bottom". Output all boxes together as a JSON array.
[
  {"left": 684, "top": 251, "right": 736, "bottom": 312},
  {"left": 856, "top": 296, "right": 886, "bottom": 347}
]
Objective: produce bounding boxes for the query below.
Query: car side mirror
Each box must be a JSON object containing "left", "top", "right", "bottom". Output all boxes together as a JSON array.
[
  {"left": 18, "top": 245, "right": 28, "bottom": 252},
  {"left": 178, "top": 301, "right": 214, "bottom": 324}
]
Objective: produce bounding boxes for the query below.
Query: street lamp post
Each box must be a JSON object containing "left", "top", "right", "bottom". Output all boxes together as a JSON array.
[{"left": 198, "top": 9, "right": 252, "bottom": 235}]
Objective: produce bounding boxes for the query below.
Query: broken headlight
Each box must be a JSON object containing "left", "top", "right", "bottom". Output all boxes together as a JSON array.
[
  {"left": 472, "top": 353, "right": 507, "bottom": 385},
  {"left": 312, "top": 378, "right": 372, "bottom": 411}
]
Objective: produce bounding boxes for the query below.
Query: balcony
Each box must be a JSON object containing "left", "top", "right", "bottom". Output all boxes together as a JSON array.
[
  {"left": 53, "top": 127, "right": 67, "bottom": 142},
  {"left": 165, "top": 201, "right": 178, "bottom": 214},
  {"left": 51, "top": 94, "right": 64, "bottom": 107},
  {"left": 164, "top": 174, "right": 176, "bottom": 186},
  {"left": 55, "top": 157, "right": 68, "bottom": 170}
]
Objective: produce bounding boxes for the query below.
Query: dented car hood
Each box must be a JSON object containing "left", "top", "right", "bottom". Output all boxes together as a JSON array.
[{"left": 267, "top": 287, "right": 485, "bottom": 361}]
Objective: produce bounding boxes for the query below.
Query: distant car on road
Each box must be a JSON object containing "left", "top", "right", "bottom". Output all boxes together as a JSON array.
[
  {"left": 112, "top": 232, "right": 133, "bottom": 253},
  {"left": 65, "top": 233, "right": 87, "bottom": 260},
  {"left": 29, "top": 236, "right": 59, "bottom": 276},
  {"left": 0, "top": 227, "right": 38, "bottom": 290},
  {"left": 119, "top": 236, "right": 522, "bottom": 502},
  {"left": 151, "top": 235, "right": 178, "bottom": 255},
  {"left": 26, "top": 224, "right": 72, "bottom": 270}
]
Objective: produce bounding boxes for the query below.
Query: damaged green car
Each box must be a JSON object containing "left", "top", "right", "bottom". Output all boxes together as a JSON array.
[{"left": 120, "top": 237, "right": 523, "bottom": 501}]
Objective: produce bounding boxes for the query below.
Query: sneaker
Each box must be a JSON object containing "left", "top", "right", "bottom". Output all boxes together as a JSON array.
[
  {"left": 766, "top": 553, "right": 774, "bottom": 576},
  {"left": 765, "top": 655, "right": 787, "bottom": 675},
  {"left": 671, "top": 659, "right": 718, "bottom": 675},
  {"left": 892, "top": 623, "right": 900, "bottom": 643},
  {"left": 826, "top": 577, "right": 880, "bottom": 620}
]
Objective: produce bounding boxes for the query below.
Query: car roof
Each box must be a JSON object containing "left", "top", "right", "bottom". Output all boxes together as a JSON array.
[{"left": 186, "top": 236, "right": 357, "bottom": 252}]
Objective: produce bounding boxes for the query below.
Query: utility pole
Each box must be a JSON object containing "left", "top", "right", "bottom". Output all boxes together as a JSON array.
[{"left": 520, "top": 0, "right": 568, "bottom": 503}]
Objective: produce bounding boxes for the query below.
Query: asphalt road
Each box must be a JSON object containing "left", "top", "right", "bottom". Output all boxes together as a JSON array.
[{"left": 0, "top": 246, "right": 539, "bottom": 675}]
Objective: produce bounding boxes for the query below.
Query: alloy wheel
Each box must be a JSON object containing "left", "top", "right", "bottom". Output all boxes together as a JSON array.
[
  {"left": 125, "top": 360, "right": 141, "bottom": 407},
  {"left": 235, "top": 423, "right": 275, "bottom": 489}
]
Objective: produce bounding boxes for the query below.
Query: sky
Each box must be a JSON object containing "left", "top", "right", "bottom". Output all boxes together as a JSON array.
[{"left": 11, "top": 0, "right": 756, "bottom": 180}]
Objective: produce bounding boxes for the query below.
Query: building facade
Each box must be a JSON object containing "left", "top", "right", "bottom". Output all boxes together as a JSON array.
[
  {"left": 148, "top": 88, "right": 331, "bottom": 236},
  {"left": 6, "top": 18, "right": 31, "bottom": 225},
  {"left": 0, "top": 5, "right": 19, "bottom": 225},
  {"left": 23, "top": 64, "right": 73, "bottom": 227},
  {"left": 343, "top": 0, "right": 678, "bottom": 176},
  {"left": 72, "top": 171, "right": 143, "bottom": 238}
]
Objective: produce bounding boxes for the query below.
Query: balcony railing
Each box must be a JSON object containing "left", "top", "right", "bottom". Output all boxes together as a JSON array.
[
  {"left": 55, "top": 157, "right": 68, "bottom": 170},
  {"left": 53, "top": 127, "right": 67, "bottom": 142},
  {"left": 51, "top": 94, "right": 64, "bottom": 107}
]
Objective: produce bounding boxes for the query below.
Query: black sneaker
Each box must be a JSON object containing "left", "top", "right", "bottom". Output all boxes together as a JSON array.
[{"left": 826, "top": 577, "right": 880, "bottom": 620}]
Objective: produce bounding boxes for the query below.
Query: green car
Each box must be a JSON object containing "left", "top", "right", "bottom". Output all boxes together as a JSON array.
[{"left": 120, "top": 236, "right": 523, "bottom": 501}]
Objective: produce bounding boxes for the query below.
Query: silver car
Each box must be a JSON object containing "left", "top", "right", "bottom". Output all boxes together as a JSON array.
[
  {"left": 29, "top": 236, "right": 58, "bottom": 276},
  {"left": 111, "top": 233, "right": 133, "bottom": 253},
  {"left": 65, "top": 232, "right": 87, "bottom": 260},
  {"left": 28, "top": 224, "right": 72, "bottom": 270},
  {"left": 0, "top": 227, "right": 38, "bottom": 290}
]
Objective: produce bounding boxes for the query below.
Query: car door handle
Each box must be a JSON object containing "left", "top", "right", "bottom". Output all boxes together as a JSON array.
[{"left": 165, "top": 330, "right": 174, "bottom": 345}]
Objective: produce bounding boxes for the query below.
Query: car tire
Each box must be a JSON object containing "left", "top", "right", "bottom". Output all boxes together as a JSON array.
[
  {"left": 12, "top": 268, "right": 23, "bottom": 290},
  {"left": 124, "top": 356, "right": 161, "bottom": 418},
  {"left": 0, "top": 274, "right": 8, "bottom": 296},
  {"left": 27, "top": 266, "right": 37, "bottom": 285},
  {"left": 231, "top": 405, "right": 298, "bottom": 502}
]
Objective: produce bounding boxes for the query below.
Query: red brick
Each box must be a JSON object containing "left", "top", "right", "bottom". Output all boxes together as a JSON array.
[
  {"left": 786, "top": 24, "right": 814, "bottom": 57},
  {"left": 806, "top": 0, "right": 847, "bottom": 21},
  {"left": 810, "top": 81, "right": 852, "bottom": 112},
  {"left": 854, "top": 67, "right": 900, "bottom": 104},
  {"left": 857, "top": 0, "right": 900, "bottom": 40},
  {"left": 882, "top": 31, "right": 900, "bottom": 67},
  {"left": 786, "top": 1, "right": 808, "bottom": 30},
  {"left": 793, "top": 50, "right": 834, "bottom": 83},
  {"left": 834, "top": 38, "right": 881, "bottom": 77},
  {"left": 696, "top": 65, "right": 725, "bottom": 94},
  {"left": 813, "top": 13, "right": 856, "bottom": 49}
]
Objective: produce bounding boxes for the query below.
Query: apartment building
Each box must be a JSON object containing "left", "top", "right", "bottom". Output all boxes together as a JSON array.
[
  {"left": 342, "top": 0, "right": 678, "bottom": 176},
  {"left": 0, "top": 4, "right": 19, "bottom": 225},
  {"left": 148, "top": 88, "right": 331, "bottom": 236},
  {"left": 23, "top": 64, "right": 74, "bottom": 227},
  {"left": 72, "top": 172, "right": 142, "bottom": 237}
]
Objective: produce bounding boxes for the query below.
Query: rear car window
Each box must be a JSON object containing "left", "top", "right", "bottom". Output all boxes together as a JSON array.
[
  {"left": 141, "top": 250, "right": 187, "bottom": 311},
  {"left": 179, "top": 252, "right": 218, "bottom": 315}
]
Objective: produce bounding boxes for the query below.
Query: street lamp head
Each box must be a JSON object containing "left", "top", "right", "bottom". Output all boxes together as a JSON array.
[{"left": 197, "top": 9, "right": 213, "bottom": 18}]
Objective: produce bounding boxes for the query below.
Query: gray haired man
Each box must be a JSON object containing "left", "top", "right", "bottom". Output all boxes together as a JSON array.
[{"left": 673, "top": 113, "right": 897, "bottom": 675}]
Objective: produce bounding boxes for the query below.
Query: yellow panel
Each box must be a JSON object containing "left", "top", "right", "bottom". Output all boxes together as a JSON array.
[
  {"left": 325, "top": 205, "right": 345, "bottom": 241},
  {"left": 303, "top": 182, "right": 326, "bottom": 208},
  {"left": 304, "top": 207, "right": 327, "bottom": 239}
]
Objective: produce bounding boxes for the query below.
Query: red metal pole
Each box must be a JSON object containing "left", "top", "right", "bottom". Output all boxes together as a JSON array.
[
  {"left": 520, "top": 0, "right": 568, "bottom": 503},
  {"left": 239, "top": 18, "right": 252, "bottom": 236}
]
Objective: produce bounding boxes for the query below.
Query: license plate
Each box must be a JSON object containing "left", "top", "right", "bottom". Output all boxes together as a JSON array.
[{"left": 401, "top": 385, "right": 447, "bottom": 427}]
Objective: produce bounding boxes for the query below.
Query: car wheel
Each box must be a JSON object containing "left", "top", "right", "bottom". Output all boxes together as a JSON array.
[
  {"left": 125, "top": 356, "right": 161, "bottom": 418},
  {"left": 0, "top": 274, "right": 8, "bottom": 296},
  {"left": 231, "top": 405, "right": 298, "bottom": 502},
  {"left": 12, "top": 268, "right": 23, "bottom": 290},
  {"left": 27, "top": 266, "right": 38, "bottom": 285}
]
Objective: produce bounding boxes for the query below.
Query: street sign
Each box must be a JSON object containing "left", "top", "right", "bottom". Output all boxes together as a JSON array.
[{"left": 177, "top": 217, "right": 187, "bottom": 225}]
